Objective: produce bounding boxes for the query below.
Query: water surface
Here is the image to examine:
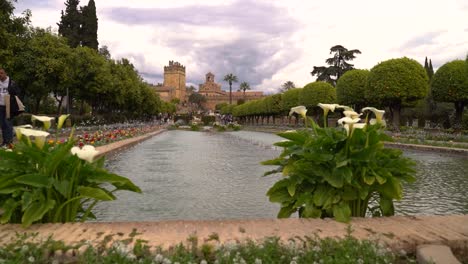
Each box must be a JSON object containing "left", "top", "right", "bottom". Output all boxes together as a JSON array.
[{"left": 96, "top": 130, "right": 468, "bottom": 221}]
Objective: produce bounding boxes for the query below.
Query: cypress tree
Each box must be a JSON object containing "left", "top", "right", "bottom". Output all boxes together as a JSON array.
[
  {"left": 428, "top": 59, "right": 434, "bottom": 80},
  {"left": 81, "top": 0, "right": 98, "bottom": 50},
  {"left": 58, "top": 0, "right": 81, "bottom": 48}
]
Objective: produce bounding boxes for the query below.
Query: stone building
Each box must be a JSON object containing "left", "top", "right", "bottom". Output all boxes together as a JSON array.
[
  {"left": 154, "top": 61, "right": 186, "bottom": 102},
  {"left": 198, "top": 72, "right": 263, "bottom": 110}
]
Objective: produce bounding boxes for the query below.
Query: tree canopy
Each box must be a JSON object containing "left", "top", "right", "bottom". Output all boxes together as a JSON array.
[
  {"left": 311, "top": 45, "right": 361, "bottom": 87},
  {"left": 336, "top": 69, "right": 369, "bottom": 111},
  {"left": 431, "top": 59, "right": 468, "bottom": 128},
  {"left": 366, "top": 57, "right": 429, "bottom": 130}
]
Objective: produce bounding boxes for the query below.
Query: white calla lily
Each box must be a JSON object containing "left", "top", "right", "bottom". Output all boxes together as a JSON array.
[
  {"left": 289, "top": 106, "right": 307, "bottom": 118},
  {"left": 370, "top": 118, "right": 387, "bottom": 126},
  {"left": 343, "top": 123, "right": 366, "bottom": 136},
  {"left": 57, "top": 114, "right": 70, "bottom": 130},
  {"left": 343, "top": 110, "right": 362, "bottom": 119},
  {"left": 336, "top": 105, "right": 354, "bottom": 111},
  {"left": 17, "top": 128, "right": 50, "bottom": 149},
  {"left": 14, "top": 125, "right": 33, "bottom": 140},
  {"left": 318, "top": 103, "right": 339, "bottom": 113},
  {"left": 31, "top": 115, "right": 55, "bottom": 130},
  {"left": 337, "top": 117, "right": 360, "bottom": 126},
  {"left": 361, "top": 107, "right": 385, "bottom": 123},
  {"left": 71, "top": 145, "right": 100, "bottom": 163}
]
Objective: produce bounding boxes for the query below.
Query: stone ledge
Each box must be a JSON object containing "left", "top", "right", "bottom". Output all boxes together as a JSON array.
[
  {"left": 0, "top": 215, "right": 467, "bottom": 254},
  {"left": 95, "top": 129, "right": 167, "bottom": 158}
]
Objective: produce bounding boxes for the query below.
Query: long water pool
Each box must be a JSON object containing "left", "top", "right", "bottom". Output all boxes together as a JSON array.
[{"left": 96, "top": 130, "right": 468, "bottom": 221}]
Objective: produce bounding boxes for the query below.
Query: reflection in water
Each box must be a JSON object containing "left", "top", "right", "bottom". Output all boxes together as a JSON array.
[{"left": 97, "top": 130, "right": 468, "bottom": 221}]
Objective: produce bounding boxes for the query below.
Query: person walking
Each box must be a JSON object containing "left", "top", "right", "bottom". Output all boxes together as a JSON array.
[{"left": 0, "top": 67, "right": 22, "bottom": 148}]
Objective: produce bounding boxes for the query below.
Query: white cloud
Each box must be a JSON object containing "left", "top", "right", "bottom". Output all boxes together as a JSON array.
[{"left": 14, "top": 0, "right": 468, "bottom": 92}]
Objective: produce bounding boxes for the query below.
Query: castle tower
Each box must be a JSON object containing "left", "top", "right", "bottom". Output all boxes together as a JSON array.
[{"left": 163, "top": 61, "right": 186, "bottom": 101}]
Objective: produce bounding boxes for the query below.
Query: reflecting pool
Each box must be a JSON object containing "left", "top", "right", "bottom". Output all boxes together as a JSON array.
[{"left": 96, "top": 130, "right": 468, "bottom": 221}]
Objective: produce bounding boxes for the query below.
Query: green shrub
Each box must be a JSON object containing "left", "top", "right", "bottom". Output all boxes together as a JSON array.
[
  {"left": 263, "top": 106, "right": 416, "bottom": 222},
  {"left": 201, "top": 116, "right": 215, "bottom": 125}
]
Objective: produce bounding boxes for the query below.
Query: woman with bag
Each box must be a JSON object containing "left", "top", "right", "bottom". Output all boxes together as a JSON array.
[{"left": 0, "top": 67, "right": 23, "bottom": 148}]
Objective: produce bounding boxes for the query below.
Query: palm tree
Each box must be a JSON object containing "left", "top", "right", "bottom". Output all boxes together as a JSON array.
[
  {"left": 239, "top": 81, "right": 251, "bottom": 98},
  {"left": 280, "top": 81, "right": 295, "bottom": 92},
  {"left": 223, "top": 73, "right": 238, "bottom": 104}
]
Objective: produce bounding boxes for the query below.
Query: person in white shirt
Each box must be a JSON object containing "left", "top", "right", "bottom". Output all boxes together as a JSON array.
[{"left": 0, "top": 67, "right": 22, "bottom": 147}]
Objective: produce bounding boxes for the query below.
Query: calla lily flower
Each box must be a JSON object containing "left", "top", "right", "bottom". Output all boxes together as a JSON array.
[
  {"left": 337, "top": 117, "right": 361, "bottom": 126},
  {"left": 57, "top": 114, "right": 70, "bottom": 130},
  {"left": 343, "top": 110, "right": 362, "bottom": 119},
  {"left": 370, "top": 118, "right": 387, "bottom": 126},
  {"left": 318, "top": 103, "right": 339, "bottom": 114},
  {"left": 361, "top": 107, "right": 385, "bottom": 123},
  {"left": 344, "top": 123, "right": 366, "bottom": 136},
  {"left": 17, "top": 128, "right": 50, "bottom": 149},
  {"left": 71, "top": 145, "right": 100, "bottom": 163},
  {"left": 31, "top": 115, "right": 55, "bottom": 130},
  {"left": 289, "top": 106, "right": 307, "bottom": 118},
  {"left": 336, "top": 105, "right": 354, "bottom": 111},
  {"left": 14, "top": 125, "right": 33, "bottom": 140}
]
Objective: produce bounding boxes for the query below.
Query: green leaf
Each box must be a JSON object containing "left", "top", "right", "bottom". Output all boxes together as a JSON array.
[
  {"left": 277, "top": 205, "right": 296, "bottom": 218},
  {"left": 22, "top": 199, "right": 56, "bottom": 227},
  {"left": 277, "top": 131, "right": 307, "bottom": 144},
  {"left": 302, "top": 203, "right": 322, "bottom": 218},
  {"left": 273, "top": 141, "right": 296, "bottom": 148},
  {"left": 375, "top": 174, "right": 387, "bottom": 185},
  {"left": 287, "top": 184, "right": 296, "bottom": 197},
  {"left": 342, "top": 187, "right": 358, "bottom": 201},
  {"left": 313, "top": 185, "right": 334, "bottom": 207},
  {"left": 0, "top": 199, "right": 21, "bottom": 224},
  {"left": 77, "top": 186, "right": 115, "bottom": 201},
  {"left": 363, "top": 174, "right": 375, "bottom": 185},
  {"left": 15, "top": 174, "right": 51, "bottom": 188},
  {"left": 86, "top": 170, "right": 141, "bottom": 193},
  {"left": 53, "top": 180, "right": 70, "bottom": 197},
  {"left": 379, "top": 196, "right": 395, "bottom": 216},
  {"left": 332, "top": 202, "right": 351, "bottom": 223},
  {"left": 325, "top": 169, "right": 344, "bottom": 188},
  {"left": 261, "top": 158, "right": 283, "bottom": 166},
  {"left": 379, "top": 178, "right": 402, "bottom": 200}
]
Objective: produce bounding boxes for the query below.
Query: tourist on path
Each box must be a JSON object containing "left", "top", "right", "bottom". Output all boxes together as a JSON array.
[{"left": 0, "top": 67, "right": 22, "bottom": 147}]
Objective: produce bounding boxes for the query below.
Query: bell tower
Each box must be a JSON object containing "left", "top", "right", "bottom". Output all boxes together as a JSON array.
[{"left": 163, "top": 61, "right": 186, "bottom": 101}]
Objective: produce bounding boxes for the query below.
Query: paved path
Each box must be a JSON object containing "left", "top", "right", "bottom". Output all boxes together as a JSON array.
[{"left": 0, "top": 215, "right": 467, "bottom": 254}]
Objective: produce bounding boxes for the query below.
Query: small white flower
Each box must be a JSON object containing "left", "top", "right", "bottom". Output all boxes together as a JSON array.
[
  {"left": 289, "top": 106, "right": 307, "bottom": 118},
  {"left": 255, "top": 258, "right": 263, "bottom": 264},
  {"left": 71, "top": 145, "right": 99, "bottom": 163},
  {"left": 290, "top": 261, "right": 297, "bottom": 264},
  {"left": 154, "top": 254, "right": 164, "bottom": 263},
  {"left": 162, "top": 258, "right": 172, "bottom": 264},
  {"left": 200, "top": 260, "right": 208, "bottom": 264},
  {"left": 28, "top": 256, "right": 35, "bottom": 263}
]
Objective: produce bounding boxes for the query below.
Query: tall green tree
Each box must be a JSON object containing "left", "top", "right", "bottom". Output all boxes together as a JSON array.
[
  {"left": 239, "top": 81, "right": 250, "bottom": 97},
  {"left": 431, "top": 60, "right": 468, "bottom": 128},
  {"left": 81, "top": 0, "right": 98, "bottom": 50},
  {"left": 311, "top": 45, "right": 361, "bottom": 86},
  {"left": 223, "top": 73, "right": 238, "bottom": 104},
  {"left": 58, "top": 0, "right": 81, "bottom": 48},
  {"left": 280, "top": 81, "right": 295, "bottom": 92},
  {"left": 366, "top": 57, "right": 429, "bottom": 131},
  {"left": 336, "top": 69, "right": 369, "bottom": 111},
  {"left": 0, "top": 0, "right": 31, "bottom": 67}
]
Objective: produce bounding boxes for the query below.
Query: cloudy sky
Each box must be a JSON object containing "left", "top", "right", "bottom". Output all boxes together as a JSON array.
[{"left": 14, "top": 0, "right": 468, "bottom": 93}]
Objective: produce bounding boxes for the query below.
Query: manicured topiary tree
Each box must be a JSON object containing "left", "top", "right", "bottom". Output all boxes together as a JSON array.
[
  {"left": 281, "top": 88, "right": 301, "bottom": 114},
  {"left": 336, "top": 69, "right": 369, "bottom": 111},
  {"left": 431, "top": 59, "right": 468, "bottom": 128},
  {"left": 366, "top": 57, "right": 429, "bottom": 130},
  {"left": 299, "top": 82, "right": 336, "bottom": 118}
]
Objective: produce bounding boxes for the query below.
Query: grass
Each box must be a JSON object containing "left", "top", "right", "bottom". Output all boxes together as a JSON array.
[{"left": 0, "top": 232, "right": 418, "bottom": 264}]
